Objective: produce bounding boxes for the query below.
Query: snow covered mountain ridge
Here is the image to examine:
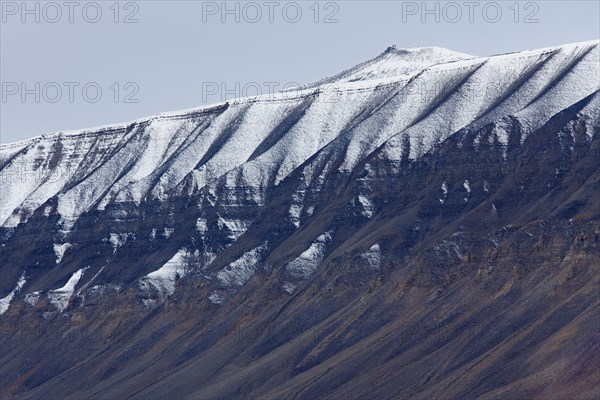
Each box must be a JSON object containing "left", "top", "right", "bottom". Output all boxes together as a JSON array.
[
  {"left": 2, "top": 40, "right": 597, "bottom": 148},
  {"left": 1, "top": 40, "right": 598, "bottom": 229}
]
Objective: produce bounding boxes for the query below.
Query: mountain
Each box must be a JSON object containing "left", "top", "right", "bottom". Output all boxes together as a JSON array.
[{"left": 1, "top": 40, "right": 599, "bottom": 400}]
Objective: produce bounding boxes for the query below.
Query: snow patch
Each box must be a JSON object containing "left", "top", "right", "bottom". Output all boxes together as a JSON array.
[
  {"left": 217, "top": 217, "right": 251, "bottom": 240},
  {"left": 48, "top": 268, "right": 86, "bottom": 312},
  {"left": 163, "top": 228, "right": 174, "bottom": 238},
  {"left": 43, "top": 204, "right": 53, "bottom": 217},
  {"left": 53, "top": 243, "right": 71, "bottom": 264},
  {"left": 289, "top": 204, "right": 302, "bottom": 228},
  {"left": 282, "top": 282, "right": 296, "bottom": 294},
  {"left": 288, "top": 190, "right": 307, "bottom": 228},
  {"left": 361, "top": 243, "right": 382, "bottom": 270},
  {"left": 24, "top": 291, "right": 41, "bottom": 306},
  {"left": 286, "top": 232, "right": 331, "bottom": 280},
  {"left": 109, "top": 233, "right": 134, "bottom": 253},
  {"left": 196, "top": 218, "right": 208, "bottom": 233},
  {"left": 440, "top": 181, "right": 448, "bottom": 204},
  {"left": 209, "top": 291, "right": 225, "bottom": 305},
  {"left": 358, "top": 195, "right": 374, "bottom": 218},
  {"left": 140, "top": 249, "right": 192, "bottom": 298},
  {"left": 463, "top": 180, "right": 471, "bottom": 193},
  {"left": 0, "top": 273, "right": 26, "bottom": 315},
  {"left": 217, "top": 244, "right": 267, "bottom": 287}
]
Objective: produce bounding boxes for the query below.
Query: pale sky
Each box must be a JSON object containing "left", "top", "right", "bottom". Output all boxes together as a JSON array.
[{"left": 1, "top": 0, "right": 599, "bottom": 143}]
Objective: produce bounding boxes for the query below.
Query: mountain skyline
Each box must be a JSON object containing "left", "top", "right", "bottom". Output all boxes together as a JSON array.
[{"left": 3, "top": 39, "right": 599, "bottom": 146}]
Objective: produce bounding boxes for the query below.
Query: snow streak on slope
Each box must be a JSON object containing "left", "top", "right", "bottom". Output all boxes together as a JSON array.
[
  {"left": 217, "top": 243, "right": 268, "bottom": 288},
  {"left": 53, "top": 243, "right": 71, "bottom": 264},
  {"left": 286, "top": 232, "right": 332, "bottom": 280},
  {"left": 139, "top": 249, "right": 191, "bottom": 298},
  {"left": 0, "top": 273, "right": 26, "bottom": 315}
]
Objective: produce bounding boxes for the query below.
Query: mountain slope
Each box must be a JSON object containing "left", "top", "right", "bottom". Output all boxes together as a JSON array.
[{"left": 1, "top": 40, "right": 599, "bottom": 400}]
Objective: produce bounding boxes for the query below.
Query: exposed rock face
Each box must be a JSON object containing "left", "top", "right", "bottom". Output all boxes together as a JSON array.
[{"left": 1, "top": 40, "right": 599, "bottom": 399}]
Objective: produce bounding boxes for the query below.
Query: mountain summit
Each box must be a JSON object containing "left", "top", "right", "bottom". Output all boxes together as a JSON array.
[
  {"left": 1, "top": 40, "right": 599, "bottom": 400},
  {"left": 302, "top": 45, "right": 474, "bottom": 87}
]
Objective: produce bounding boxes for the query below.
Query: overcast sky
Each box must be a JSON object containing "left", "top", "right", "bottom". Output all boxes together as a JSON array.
[{"left": 1, "top": 0, "right": 599, "bottom": 143}]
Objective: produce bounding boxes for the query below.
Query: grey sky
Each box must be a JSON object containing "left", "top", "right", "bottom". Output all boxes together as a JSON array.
[{"left": 1, "top": 0, "right": 599, "bottom": 143}]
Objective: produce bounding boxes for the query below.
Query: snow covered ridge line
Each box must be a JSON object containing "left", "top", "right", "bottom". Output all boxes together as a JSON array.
[
  {"left": 0, "top": 103, "right": 230, "bottom": 151},
  {"left": 297, "top": 45, "right": 474, "bottom": 90},
  {"left": 1, "top": 39, "right": 597, "bottom": 149},
  {"left": 0, "top": 69, "right": 418, "bottom": 150}
]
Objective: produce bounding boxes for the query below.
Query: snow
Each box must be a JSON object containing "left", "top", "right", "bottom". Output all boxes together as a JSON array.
[
  {"left": 436, "top": 240, "right": 464, "bottom": 261},
  {"left": 286, "top": 232, "right": 331, "bottom": 280},
  {"left": 4, "top": 41, "right": 591, "bottom": 158},
  {"left": 301, "top": 46, "right": 473, "bottom": 89},
  {"left": 358, "top": 195, "right": 375, "bottom": 218},
  {"left": 463, "top": 180, "right": 471, "bottom": 193},
  {"left": 483, "top": 181, "right": 490, "bottom": 193},
  {"left": 513, "top": 41, "right": 599, "bottom": 140},
  {"left": 361, "top": 243, "right": 382, "bottom": 270},
  {"left": 24, "top": 291, "right": 41, "bottom": 306},
  {"left": 42, "top": 204, "right": 53, "bottom": 217},
  {"left": 0, "top": 273, "right": 26, "bottom": 315},
  {"left": 163, "top": 228, "right": 174, "bottom": 238},
  {"left": 217, "top": 244, "right": 267, "bottom": 287},
  {"left": 108, "top": 233, "right": 134, "bottom": 253},
  {"left": 48, "top": 268, "right": 85, "bottom": 312},
  {"left": 580, "top": 92, "right": 600, "bottom": 140},
  {"left": 103, "top": 118, "right": 200, "bottom": 205},
  {"left": 282, "top": 282, "right": 297, "bottom": 294},
  {"left": 289, "top": 204, "right": 302, "bottom": 228},
  {"left": 463, "top": 180, "right": 471, "bottom": 202},
  {"left": 440, "top": 181, "right": 448, "bottom": 204},
  {"left": 139, "top": 249, "right": 191, "bottom": 298},
  {"left": 208, "top": 291, "right": 225, "bottom": 305},
  {"left": 53, "top": 243, "right": 71, "bottom": 264},
  {"left": 268, "top": 86, "right": 379, "bottom": 185},
  {"left": 217, "top": 217, "right": 252, "bottom": 240},
  {"left": 289, "top": 190, "right": 308, "bottom": 228},
  {"left": 196, "top": 218, "right": 208, "bottom": 233}
]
